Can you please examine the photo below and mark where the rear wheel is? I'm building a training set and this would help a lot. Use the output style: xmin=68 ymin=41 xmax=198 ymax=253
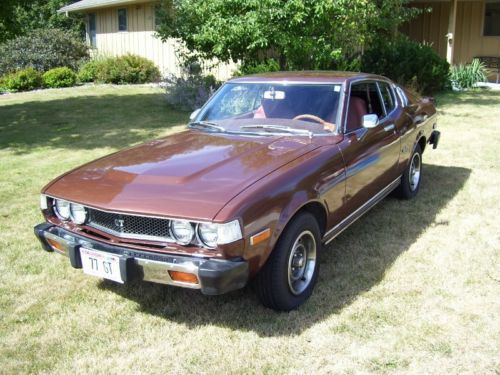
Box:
xmin=397 ymin=144 xmax=422 ymax=199
xmin=255 ymin=212 xmax=320 ymax=311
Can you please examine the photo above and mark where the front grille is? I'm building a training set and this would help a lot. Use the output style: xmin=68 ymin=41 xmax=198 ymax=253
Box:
xmin=87 ymin=208 xmax=172 ymax=242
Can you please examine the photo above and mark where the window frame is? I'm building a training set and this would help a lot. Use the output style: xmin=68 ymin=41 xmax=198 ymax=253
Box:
xmin=117 ymin=8 xmax=128 ymax=32
xmin=482 ymin=0 xmax=500 ymax=37
xmin=343 ymin=79 xmax=397 ymax=134
xmin=87 ymin=13 xmax=97 ymax=48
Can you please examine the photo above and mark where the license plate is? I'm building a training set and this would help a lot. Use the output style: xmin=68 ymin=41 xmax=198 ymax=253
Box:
xmin=80 ymin=248 xmax=124 ymax=283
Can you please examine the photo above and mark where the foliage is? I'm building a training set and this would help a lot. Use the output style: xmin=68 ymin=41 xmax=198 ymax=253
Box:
xmin=1 ymin=68 xmax=43 ymax=91
xmin=361 ymin=36 xmax=450 ymax=94
xmin=42 ymin=67 xmax=77 ymax=88
xmin=157 ymin=0 xmax=419 ymax=70
xmin=450 ymin=59 xmax=487 ymax=90
xmin=0 ymin=0 xmax=84 ymax=43
xmin=87 ymin=55 xmax=161 ymax=84
xmin=164 ymin=73 xmax=221 ymax=111
xmin=0 ymin=28 xmax=89 ymax=76
xmin=237 ymin=59 xmax=280 ymax=76
xmin=77 ymin=60 xmax=99 ymax=83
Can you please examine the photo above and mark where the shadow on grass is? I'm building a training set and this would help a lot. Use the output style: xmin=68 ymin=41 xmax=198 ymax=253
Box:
xmin=99 ymin=163 xmax=471 ymax=337
xmin=0 ymin=93 xmax=188 ymax=153
xmin=435 ymin=89 xmax=500 ymax=107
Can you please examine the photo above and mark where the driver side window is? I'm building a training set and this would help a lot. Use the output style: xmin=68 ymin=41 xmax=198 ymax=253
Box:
xmin=346 ymin=82 xmax=385 ymax=133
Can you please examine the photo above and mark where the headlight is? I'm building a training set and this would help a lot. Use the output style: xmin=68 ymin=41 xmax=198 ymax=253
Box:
xmin=70 ymin=203 xmax=87 ymax=224
xmin=216 ymin=220 xmax=243 ymax=245
xmin=40 ymin=194 xmax=48 ymax=210
xmin=198 ymin=223 xmax=218 ymax=248
xmin=54 ymin=199 xmax=70 ymax=220
xmin=170 ymin=220 xmax=195 ymax=245
xmin=198 ymin=220 xmax=242 ymax=247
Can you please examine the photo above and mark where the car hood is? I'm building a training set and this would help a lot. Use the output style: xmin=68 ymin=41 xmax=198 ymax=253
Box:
xmin=44 ymin=130 xmax=323 ymax=220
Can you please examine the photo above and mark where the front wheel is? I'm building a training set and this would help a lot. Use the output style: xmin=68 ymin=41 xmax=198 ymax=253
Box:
xmin=254 ymin=212 xmax=320 ymax=311
xmin=397 ymin=144 xmax=422 ymax=199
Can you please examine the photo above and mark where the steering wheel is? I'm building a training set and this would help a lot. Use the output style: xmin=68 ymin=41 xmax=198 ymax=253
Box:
xmin=293 ymin=114 xmax=336 ymax=132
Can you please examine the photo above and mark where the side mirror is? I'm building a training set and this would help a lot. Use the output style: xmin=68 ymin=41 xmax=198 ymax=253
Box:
xmin=189 ymin=108 xmax=201 ymax=121
xmin=362 ymin=114 xmax=379 ymax=129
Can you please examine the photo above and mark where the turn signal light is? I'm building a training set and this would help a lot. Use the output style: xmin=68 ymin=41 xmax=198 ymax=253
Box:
xmin=46 ymin=238 xmax=66 ymax=254
xmin=168 ymin=271 xmax=199 ymax=284
xmin=250 ymin=228 xmax=271 ymax=246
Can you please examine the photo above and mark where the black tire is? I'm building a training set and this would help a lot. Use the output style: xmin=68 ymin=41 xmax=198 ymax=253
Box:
xmin=397 ymin=144 xmax=423 ymax=199
xmin=254 ymin=212 xmax=321 ymax=311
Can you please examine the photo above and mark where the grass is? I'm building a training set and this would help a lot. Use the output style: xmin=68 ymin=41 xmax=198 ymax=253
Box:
xmin=0 ymin=85 xmax=499 ymax=374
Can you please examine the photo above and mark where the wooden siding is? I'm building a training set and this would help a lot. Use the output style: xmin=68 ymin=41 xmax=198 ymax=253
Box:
xmin=89 ymin=3 xmax=236 ymax=80
xmin=401 ymin=0 xmax=500 ymax=63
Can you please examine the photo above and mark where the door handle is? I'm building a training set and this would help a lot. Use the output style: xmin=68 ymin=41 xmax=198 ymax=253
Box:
xmin=384 ymin=124 xmax=395 ymax=132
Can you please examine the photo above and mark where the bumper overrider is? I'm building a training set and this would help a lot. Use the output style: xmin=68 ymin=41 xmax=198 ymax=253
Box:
xmin=34 ymin=223 xmax=249 ymax=295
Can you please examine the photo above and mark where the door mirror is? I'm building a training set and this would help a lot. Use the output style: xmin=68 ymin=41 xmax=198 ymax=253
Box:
xmin=362 ymin=114 xmax=379 ymax=129
xmin=189 ymin=108 xmax=201 ymax=121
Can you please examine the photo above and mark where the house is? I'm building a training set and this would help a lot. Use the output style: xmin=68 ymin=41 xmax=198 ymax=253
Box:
xmin=401 ymin=0 xmax=500 ymax=80
xmin=58 ymin=0 xmax=236 ymax=80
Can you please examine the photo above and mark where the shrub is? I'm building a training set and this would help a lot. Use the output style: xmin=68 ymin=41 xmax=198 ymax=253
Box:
xmin=164 ymin=73 xmax=221 ymax=111
xmin=450 ymin=59 xmax=487 ymax=90
xmin=85 ymin=54 xmax=161 ymax=84
xmin=361 ymin=36 xmax=450 ymax=94
xmin=238 ymin=59 xmax=280 ymax=76
xmin=2 ymin=68 xmax=43 ymax=91
xmin=0 ymin=28 xmax=89 ymax=76
xmin=78 ymin=60 xmax=99 ymax=82
xmin=42 ymin=67 xmax=77 ymax=88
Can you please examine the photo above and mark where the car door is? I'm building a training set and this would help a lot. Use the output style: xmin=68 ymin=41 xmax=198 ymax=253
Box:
xmin=336 ymin=80 xmax=401 ymax=214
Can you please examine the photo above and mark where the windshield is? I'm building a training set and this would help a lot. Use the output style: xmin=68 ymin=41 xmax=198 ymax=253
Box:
xmin=193 ymin=82 xmax=342 ymax=136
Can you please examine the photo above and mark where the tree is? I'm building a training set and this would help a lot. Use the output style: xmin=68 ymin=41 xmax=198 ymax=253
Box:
xmin=156 ymin=0 xmax=419 ymax=71
xmin=0 ymin=0 xmax=84 ymax=43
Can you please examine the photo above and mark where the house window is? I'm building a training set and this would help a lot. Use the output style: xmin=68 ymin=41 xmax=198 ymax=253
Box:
xmin=484 ymin=1 xmax=500 ymax=36
xmin=118 ymin=8 xmax=127 ymax=31
xmin=88 ymin=13 xmax=96 ymax=48
xmin=154 ymin=4 xmax=161 ymax=29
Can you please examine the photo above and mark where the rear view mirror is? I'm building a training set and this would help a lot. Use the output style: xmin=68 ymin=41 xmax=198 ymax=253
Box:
xmin=362 ymin=114 xmax=379 ymax=129
xmin=190 ymin=108 xmax=201 ymax=121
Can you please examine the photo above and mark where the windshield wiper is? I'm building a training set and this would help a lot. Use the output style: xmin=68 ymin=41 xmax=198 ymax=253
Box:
xmin=188 ymin=121 xmax=225 ymax=133
xmin=240 ymin=124 xmax=313 ymax=138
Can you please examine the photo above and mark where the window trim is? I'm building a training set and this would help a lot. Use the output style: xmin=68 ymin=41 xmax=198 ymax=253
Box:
xmin=343 ymin=79 xmax=398 ymax=135
xmin=117 ymin=8 xmax=128 ymax=32
xmin=87 ymin=13 xmax=97 ymax=49
xmin=482 ymin=0 xmax=500 ymax=37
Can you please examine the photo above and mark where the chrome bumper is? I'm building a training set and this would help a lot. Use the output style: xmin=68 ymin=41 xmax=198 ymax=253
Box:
xmin=34 ymin=223 xmax=248 ymax=295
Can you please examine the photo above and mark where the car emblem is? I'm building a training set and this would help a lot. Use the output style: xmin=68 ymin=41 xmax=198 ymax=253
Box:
xmin=114 ymin=218 xmax=125 ymax=230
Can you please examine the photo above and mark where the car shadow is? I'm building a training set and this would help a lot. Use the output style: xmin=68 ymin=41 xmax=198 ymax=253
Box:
xmin=98 ymin=163 xmax=471 ymax=337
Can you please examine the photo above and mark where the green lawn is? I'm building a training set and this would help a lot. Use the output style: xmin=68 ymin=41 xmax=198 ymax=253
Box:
xmin=0 ymin=85 xmax=499 ymax=374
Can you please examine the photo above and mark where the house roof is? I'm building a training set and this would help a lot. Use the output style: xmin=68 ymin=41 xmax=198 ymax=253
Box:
xmin=58 ymin=0 xmax=153 ymax=14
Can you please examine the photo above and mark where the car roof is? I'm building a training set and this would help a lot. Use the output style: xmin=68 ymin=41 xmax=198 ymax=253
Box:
xmin=229 ymin=71 xmax=388 ymax=84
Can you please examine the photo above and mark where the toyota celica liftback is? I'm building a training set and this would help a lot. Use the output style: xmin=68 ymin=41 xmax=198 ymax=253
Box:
xmin=35 ymin=71 xmax=440 ymax=311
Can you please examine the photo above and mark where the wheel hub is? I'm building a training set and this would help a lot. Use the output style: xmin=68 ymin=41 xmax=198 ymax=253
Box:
xmin=287 ymin=231 xmax=317 ymax=295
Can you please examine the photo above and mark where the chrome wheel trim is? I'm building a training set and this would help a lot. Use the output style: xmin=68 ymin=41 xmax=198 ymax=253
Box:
xmin=287 ymin=230 xmax=317 ymax=296
xmin=409 ymin=152 xmax=421 ymax=191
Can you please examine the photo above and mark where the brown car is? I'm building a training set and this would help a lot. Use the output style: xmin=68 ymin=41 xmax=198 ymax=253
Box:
xmin=34 ymin=71 xmax=440 ymax=311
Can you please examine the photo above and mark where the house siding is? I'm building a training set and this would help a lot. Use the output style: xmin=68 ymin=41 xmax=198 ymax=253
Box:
xmin=401 ymin=0 xmax=500 ymax=64
xmin=88 ymin=3 xmax=236 ymax=80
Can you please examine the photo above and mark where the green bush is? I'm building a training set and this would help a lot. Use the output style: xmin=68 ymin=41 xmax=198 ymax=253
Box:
xmin=78 ymin=60 xmax=99 ymax=82
xmin=0 ymin=28 xmax=89 ymax=76
xmin=81 ymin=54 xmax=161 ymax=84
xmin=361 ymin=36 xmax=450 ymax=94
xmin=450 ymin=59 xmax=487 ymax=90
xmin=2 ymin=68 xmax=43 ymax=91
xmin=42 ymin=67 xmax=77 ymax=88
xmin=238 ymin=59 xmax=280 ymax=76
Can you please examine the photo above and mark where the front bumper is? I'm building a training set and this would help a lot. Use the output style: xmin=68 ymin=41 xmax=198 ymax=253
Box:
xmin=34 ymin=223 xmax=248 ymax=295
